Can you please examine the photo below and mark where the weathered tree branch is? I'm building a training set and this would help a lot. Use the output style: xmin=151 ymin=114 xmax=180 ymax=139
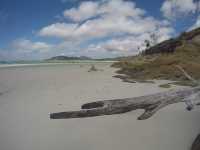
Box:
xmin=191 ymin=134 xmax=200 ymax=150
xmin=50 ymin=86 xmax=200 ymax=120
xmin=175 ymin=65 xmax=197 ymax=83
xmin=50 ymin=66 xmax=200 ymax=120
xmin=175 ymin=65 xmax=199 ymax=110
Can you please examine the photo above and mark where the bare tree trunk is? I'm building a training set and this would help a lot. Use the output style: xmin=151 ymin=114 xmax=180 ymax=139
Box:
xmin=50 ymin=65 xmax=200 ymax=120
xmin=175 ymin=65 xmax=197 ymax=83
xmin=191 ymin=134 xmax=200 ymax=150
xmin=50 ymin=66 xmax=200 ymax=149
xmin=50 ymin=86 xmax=200 ymax=120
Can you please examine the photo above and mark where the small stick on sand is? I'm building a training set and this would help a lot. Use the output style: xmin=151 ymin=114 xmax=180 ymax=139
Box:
xmin=88 ymin=65 xmax=98 ymax=72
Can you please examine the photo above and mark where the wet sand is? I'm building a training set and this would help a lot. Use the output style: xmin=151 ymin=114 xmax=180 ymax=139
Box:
xmin=0 ymin=63 xmax=199 ymax=150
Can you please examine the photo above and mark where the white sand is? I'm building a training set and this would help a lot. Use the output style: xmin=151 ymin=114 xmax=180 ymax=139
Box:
xmin=0 ymin=63 xmax=199 ymax=150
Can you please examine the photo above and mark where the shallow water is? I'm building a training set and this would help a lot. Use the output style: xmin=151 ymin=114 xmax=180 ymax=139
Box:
xmin=0 ymin=63 xmax=199 ymax=150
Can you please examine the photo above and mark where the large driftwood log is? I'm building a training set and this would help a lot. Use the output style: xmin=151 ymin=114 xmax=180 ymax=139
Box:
xmin=50 ymin=86 xmax=200 ymax=120
xmin=191 ymin=134 xmax=200 ymax=150
xmin=50 ymin=64 xmax=200 ymax=150
xmin=50 ymin=65 xmax=200 ymax=120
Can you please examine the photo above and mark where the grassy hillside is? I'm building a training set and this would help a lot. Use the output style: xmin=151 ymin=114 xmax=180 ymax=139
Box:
xmin=112 ymin=27 xmax=200 ymax=86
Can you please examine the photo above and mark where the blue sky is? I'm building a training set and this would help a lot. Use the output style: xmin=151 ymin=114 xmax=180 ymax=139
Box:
xmin=0 ymin=0 xmax=199 ymax=60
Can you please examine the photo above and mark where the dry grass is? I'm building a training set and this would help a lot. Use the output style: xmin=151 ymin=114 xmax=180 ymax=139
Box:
xmin=112 ymin=39 xmax=200 ymax=85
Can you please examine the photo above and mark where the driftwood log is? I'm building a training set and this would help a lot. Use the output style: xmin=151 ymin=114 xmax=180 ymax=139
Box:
xmin=88 ymin=65 xmax=98 ymax=72
xmin=50 ymin=86 xmax=200 ymax=120
xmin=50 ymin=65 xmax=200 ymax=120
xmin=50 ymin=65 xmax=200 ymax=149
xmin=191 ymin=134 xmax=200 ymax=150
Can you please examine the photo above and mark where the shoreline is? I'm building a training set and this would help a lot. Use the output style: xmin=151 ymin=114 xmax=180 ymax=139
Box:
xmin=0 ymin=61 xmax=116 ymax=68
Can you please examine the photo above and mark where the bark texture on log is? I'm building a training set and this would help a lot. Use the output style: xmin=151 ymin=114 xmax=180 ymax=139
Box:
xmin=191 ymin=134 xmax=200 ymax=150
xmin=50 ymin=86 xmax=200 ymax=120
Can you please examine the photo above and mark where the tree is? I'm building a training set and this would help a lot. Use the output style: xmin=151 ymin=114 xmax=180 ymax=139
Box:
xmin=150 ymin=33 xmax=159 ymax=46
xmin=144 ymin=33 xmax=159 ymax=50
xmin=144 ymin=39 xmax=151 ymax=49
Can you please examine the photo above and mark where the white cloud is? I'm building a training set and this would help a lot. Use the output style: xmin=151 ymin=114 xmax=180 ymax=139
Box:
xmin=36 ymin=0 xmax=175 ymax=57
xmin=40 ymin=0 xmax=147 ymax=39
xmin=63 ymin=0 xmax=145 ymax=22
xmin=4 ymin=38 xmax=84 ymax=60
xmin=39 ymin=23 xmax=78 ymax=39
xmin=63 ymin=1 xmax=99 ymax=22
xmin=39 ymin=0 xmax=173 ymax=41
xmin=161 ymin=0 xmax=197 ymax=19
xmin=0 ymin=49 xmax=10 ymax=61
xmin=86 ymin=29 xmax=173 ymax=56
xmin=87 ymin=37 xmax=141 ymax=55
xmin=12 ymin=39 xmax=53 ymax=53
xmin=189 ymin=15 xmax=200 ymax=30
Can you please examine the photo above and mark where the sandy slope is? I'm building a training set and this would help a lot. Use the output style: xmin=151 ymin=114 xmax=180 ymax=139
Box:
xmin=0 ymin=63 xmax=199 ymax=150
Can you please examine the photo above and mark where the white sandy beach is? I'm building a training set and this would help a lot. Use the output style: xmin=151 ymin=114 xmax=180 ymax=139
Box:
xmin=0 ymin=63 xmax=199 ymax=150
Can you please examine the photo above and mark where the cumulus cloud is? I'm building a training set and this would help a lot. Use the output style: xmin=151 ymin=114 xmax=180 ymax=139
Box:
xmin=63 ymin=1 xmax=99 ymax=22
xmin=39 ymin=0 xmax=149 ymax=40
xmin=189 ymin=15 xmax=200 ymax=30
xmin=38 ymin=23 xmax=78 ymax=39
xmin=5 ymin=37 xmax=85 ymax=60
xmin=161 ymin=0 xmax=197 ymax=19
xmin=86 ymin=28 xmax=173 ymax=56
xmin=0 ymin=49 xmax=10 ymax=60
xmin=39 ymin=0 xmax=173 ymax=49
xmin=31 ymin=0 xmax=177 ymax=58
xmin=11 ymin=39 xmax=53 ymax=53
xmin=63 ymin=0 xmax=145 ymax=22
xmin=86 ymin=36 xmax=142 ymax=56
xmin=3 ymin=0 xmax=199 ymax=60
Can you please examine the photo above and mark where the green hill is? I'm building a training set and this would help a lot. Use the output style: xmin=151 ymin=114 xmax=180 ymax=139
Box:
xmin=47 ymin=56 xmax=92 ymax=61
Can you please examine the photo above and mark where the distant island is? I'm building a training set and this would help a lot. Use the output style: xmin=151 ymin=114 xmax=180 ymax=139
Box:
xmin=46 ymin=55 xmax=120 ymax=62
xmin=47 ymin=56 xmax=92 ymax=61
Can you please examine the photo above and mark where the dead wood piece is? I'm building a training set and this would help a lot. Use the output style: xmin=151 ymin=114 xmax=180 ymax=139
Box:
xmin=175 ymin=65 xmax=197 ymax=83
xmin=191 ymin=134 xmax=200 ymax=150
xmin=50 ymin=86 xmax=200 ymax=120
xmin=88 ymin=65 xmax=98 ymax=72
xmin=50 ymin=64 xmax=200 ymax=120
